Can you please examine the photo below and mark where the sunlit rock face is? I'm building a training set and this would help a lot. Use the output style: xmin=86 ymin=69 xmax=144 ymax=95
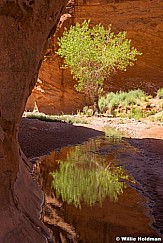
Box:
xmin=26 ymin=59 xmax=90 ymax=115
xmin=0 ymin=1 xmax=68 ymax=242
xmin=26 ymin=0 xmax=163 ymax=114
xmin=26 ymin=8 xmax=91 ymax=115
xmin=76 ymin=0 xmax=163 ymax=94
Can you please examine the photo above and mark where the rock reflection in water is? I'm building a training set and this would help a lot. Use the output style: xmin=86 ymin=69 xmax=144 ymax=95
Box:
xmin=51 ymin=139 xmax=130 ymax=208
xmin=36 ymin=136 xmax=158 ymax=243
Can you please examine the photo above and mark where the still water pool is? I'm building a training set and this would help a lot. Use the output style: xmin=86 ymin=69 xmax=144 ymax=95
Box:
xmin=35 ymin=134 xmax=158 ymax=243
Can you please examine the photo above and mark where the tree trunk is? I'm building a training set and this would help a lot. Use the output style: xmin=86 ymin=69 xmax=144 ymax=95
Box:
xmin=92 ymin=84 xmax=101 ymax=114
xmin=0 ymin=1 xmax=68 ymax=242
xmin=93 ymin=95 xmax=100 ymax=114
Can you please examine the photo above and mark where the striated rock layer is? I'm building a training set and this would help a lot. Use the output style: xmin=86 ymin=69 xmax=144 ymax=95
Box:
xmin=26 ymin=0 xmax=163 ymax=114
xmin=0 ymin=1 xmax=68 ymax=242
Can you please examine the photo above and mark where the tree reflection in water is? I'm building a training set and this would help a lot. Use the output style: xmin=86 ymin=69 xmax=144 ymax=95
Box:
xmin=51 ymin=138 xmax=131 ymax=208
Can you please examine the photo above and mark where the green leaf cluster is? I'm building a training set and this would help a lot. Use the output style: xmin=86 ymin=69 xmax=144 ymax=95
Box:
xmin=56 ymin=20 xmax=142 ymax=97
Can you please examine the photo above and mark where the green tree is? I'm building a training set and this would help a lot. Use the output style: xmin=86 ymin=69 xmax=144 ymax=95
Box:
xmin=56 ymin=20 xmax=142 ymax=112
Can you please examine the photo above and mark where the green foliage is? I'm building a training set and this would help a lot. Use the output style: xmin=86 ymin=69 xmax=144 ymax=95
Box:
xmin=24 ymin=113 xmax=89 ymax=124
xmin=98 ymin=88 xmax=163 ymax=121
xmin=157 ymin=88 xmax=163 ymax=99
xmin=149 ymin=111 xmax=163 ymax=122
xmin=98 ymin=89 xmax=149 ymax=120
xmin=128 ymin=107 xmax=144 ymax=120
xmin=113 ymin=89 xmax=146 ymax=109
xmin=60 ymin=115 xmax=89 ymax=124
xmin=98 ymin=96 xmax=108 ymax=112
xmin=104 ymin=127 xmax=124 ymax=143
xmin=99 ymin=89 xmax=146 ymax=113
xmin=57 ymin=20 xmax=142 ymax=109
xmin=24 ymin=113 xmax=65 ymax=123
xmin=127 ymin=89 xmax=147 ymax=100
xmin=82 ymin=106 xmax=94 ymax=116
xmin=51 ymin=139 xmax=130 ymax=208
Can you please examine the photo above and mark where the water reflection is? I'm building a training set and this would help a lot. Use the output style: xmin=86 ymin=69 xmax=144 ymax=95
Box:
xmin=36 ymin=133 xmax=158 ymax=242
xmin=51 ymin=139 xmax=131 ymax=208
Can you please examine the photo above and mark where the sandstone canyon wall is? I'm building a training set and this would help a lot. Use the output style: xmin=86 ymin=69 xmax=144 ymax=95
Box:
xmin=0 ymin=1 xmax=68 ymax=242
xmin=26 ymin=0 xmax=163 ymax=114
xmin=76 ymin=0 xmax=163 ymax=93
xmin=26 ymin=3 xmax=91 ymax=115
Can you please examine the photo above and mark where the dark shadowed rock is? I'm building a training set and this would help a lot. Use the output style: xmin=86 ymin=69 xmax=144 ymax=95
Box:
xmin=0 ymin=1 xmax=68 ymax=242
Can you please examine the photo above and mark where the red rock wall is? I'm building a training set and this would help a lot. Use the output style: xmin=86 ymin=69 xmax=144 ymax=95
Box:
xmin=26 ymin=9 xmax=90 ymax=115
xmin=26 ymin=0 xmax=163 ymax=114
xmin=26 ymin=58 xmax=90 ymax=114
xmin=76 ymin=0 xmax=163 ymax=93
xmin=0 ymin=1 xmax=68 ymax=242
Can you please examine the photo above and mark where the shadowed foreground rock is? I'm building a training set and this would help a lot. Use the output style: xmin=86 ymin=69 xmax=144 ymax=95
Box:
xmin=0 ymin=1 xmax=68 ymax=242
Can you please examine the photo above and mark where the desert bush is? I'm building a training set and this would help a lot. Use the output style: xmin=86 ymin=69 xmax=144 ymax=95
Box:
xmin=24 ymin=113 xmax=63 ymax=122
xmin=149 ymin=112 xmax=163 ymax=122
xmin=157 ymin=88 xmax=163 ymax=99
xmin=109 ymin=92 xmax=127 ymax=110
xmin=82 ymin=106 xmax=94 ymax=116
xmin=24 ymin=113 xmax=89 ymax=124
xmin=128 ymin=107 xmax=144 ymax=120
xmin=127 ymin=89 xmax=146 ymax=99
xmin=98 ymin=89 xmax=147 ymax=114
xmin=104 ymin=126 xmax=124 ymax=142
xmin=60 ymin=115 xmax=89 ymax=124
xmin=98 ymin=96 xmax=108 ymax=113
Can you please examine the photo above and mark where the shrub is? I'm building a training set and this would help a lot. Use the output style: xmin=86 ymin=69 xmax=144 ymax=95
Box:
xmin=24 ymin=113 xmax=89 ymax=124
xmin=25 ymin=113 xmax=63 ymax=122
xmin=109 ymin=92 xmax=126 ymax=110
xmin=82 ymin=106 xmax=94 ymax=116
xmin=149 ymin=112 xmax=163 ymax=122
xmin=98 ymin=89 xmax=147 ymax=114
xmin=128 ymin=107 xmax=144 ymax=120
xmin=157 ymin=88 xmax=163 ymax=99
xmin=104 ymin=126 xmax=124 ymax=142
xmin=127 ymin=89 xmax=146 ymax=99
xmin=98 ymin=96 xmax=108 ymax=112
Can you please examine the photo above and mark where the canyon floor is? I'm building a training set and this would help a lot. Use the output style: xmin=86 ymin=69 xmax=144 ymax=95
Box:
xmin=19 ymin=117 xmax=163 ymax=240
xmin=19 ymin=117 xmax=163 ymax=160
